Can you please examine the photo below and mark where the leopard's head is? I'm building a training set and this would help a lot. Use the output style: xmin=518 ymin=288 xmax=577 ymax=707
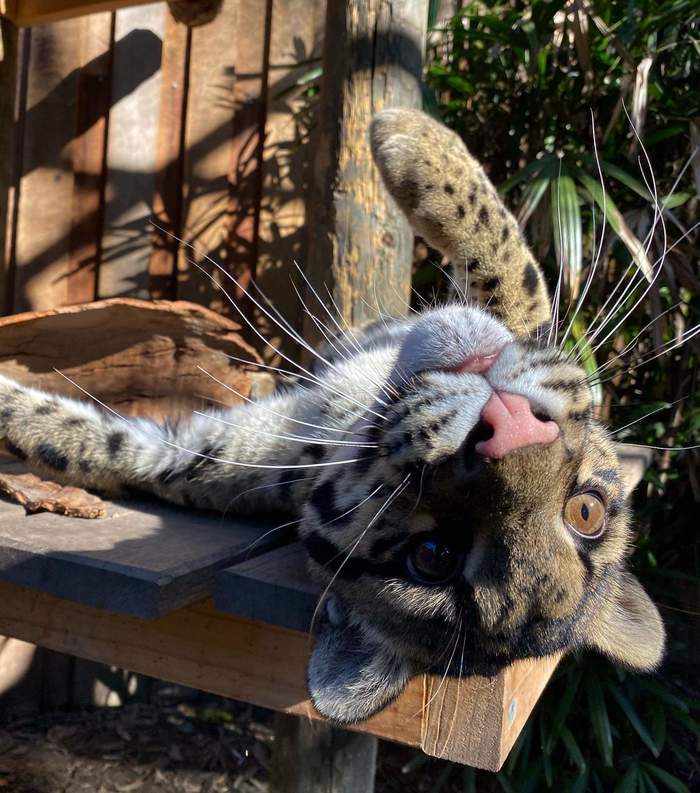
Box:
xmin=301 ymin=110 xmax=664 ymax=724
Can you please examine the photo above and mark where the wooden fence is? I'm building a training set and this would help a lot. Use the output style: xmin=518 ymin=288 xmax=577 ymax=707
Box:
xmin=1 ymin=0 xmax=325 ymax=346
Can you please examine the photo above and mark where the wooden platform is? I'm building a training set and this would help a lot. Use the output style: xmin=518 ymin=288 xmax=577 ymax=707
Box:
xmin=0 ymin=446 xmax=651 ymax=771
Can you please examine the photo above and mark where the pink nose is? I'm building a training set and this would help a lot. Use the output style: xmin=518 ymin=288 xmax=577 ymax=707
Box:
xmin=476 ymin=392 xmax=559 ymax=459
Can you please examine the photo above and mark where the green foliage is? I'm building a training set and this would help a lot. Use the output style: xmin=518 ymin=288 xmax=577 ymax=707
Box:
xmin=412 ymin=1 xmax=700 ymax=791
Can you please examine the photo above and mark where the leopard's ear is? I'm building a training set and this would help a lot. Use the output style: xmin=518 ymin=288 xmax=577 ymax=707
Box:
xmin=585 ymin=573 xmax=665 ymax=671
xmin=370 ymin=108 xmax=551 ymax=336
xmin=307 ymin=600 xmax=412 ymax=724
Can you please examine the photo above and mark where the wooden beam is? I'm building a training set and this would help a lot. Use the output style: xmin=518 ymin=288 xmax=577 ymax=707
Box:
xmin=304 ymin=0 xmax=428 ymax=341
xmin=1 ymin=0 xmax=154 ymax=26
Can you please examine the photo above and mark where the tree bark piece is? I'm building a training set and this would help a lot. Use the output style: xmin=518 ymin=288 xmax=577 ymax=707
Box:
xmin=0 ymin=296 xmax=263 ymax=420
xmin=305 ymin=0 xmax=428 ymax=339
xmin=0 ymin=471 xmax=106 ymax=518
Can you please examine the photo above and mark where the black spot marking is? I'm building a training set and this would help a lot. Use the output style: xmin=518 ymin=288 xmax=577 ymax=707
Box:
xmin=478 ymin=206 xmax=489 ymax=225
xmin=567 ymin=409 xmax=592 ymax=422
xmin=444 ymin=183 xmax=454 ymax=194
xmin=543 ymin=379 xmax=582 ymax=392
xmin=78 ymin=460 xmax=92 ymax=473
xmin=37 ymin=443 xmax=69 ymax=471
xmin=107 ymin=432 xmax=125 ymax=456
xmin=467 ymin=258 xmax=481 ymax=272
xmin=456 ymin=204 xmax=465 ymax=218
xmin=523 ymin=263 xmax=539 ymax=297
xmin=309 ymin=479 xmax=336 ymax=521
xmin=158 ymin=466 xmax=186 ymax=485
xmin=484 ymin=276 xmax=500 ymax=291
xmin=501 ymin=226 xmax=510 ymax=243
xmin=424 ymin=183 xmax=433 ymax=191
xmin=593 ymin=468 xmax=619 ymax=483
xmin=66 ymin=417 xmax=87 ymax=427
xmin=0 ymin=408 xmax=14 ymax=421
xmin=6 ymin=440 xmax=26 ymax=460
xmin=468 ymin=189 xmax=477 ymax=206
xmin=35 ymin=403 xmax=58 ymax=416
xmin=302 ymin=443 xmax=325 ymax=461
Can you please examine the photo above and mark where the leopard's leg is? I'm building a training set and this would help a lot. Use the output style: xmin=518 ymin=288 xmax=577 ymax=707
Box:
xmin=0 ymin=375 xmax=320 ymax=516
xmin=371 ymin=109 xmax=551 ymax=336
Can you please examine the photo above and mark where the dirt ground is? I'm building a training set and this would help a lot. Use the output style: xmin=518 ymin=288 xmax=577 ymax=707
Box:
xmin=0 ymin=692 xmax=469 ymax=793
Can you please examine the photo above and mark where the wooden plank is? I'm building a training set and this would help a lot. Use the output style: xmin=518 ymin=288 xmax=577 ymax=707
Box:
xmin=98 ymin=2 xmax=165 ymax=299
xmin=304 ymin=0 xmax=428 ymax=342
xmin=66 ymin=10 xmax=113 ymax=304
xmin=175 ymin=0 xmax=242 ymax=311
xmin=0 ymin=491 xmax=288 ymax=617
xmin=12 ymin=18 xmax=82 ymax=311
xmin=420 ymin=654 xmax=561 ymax=771
xmin=0 ymin=580 xmax=426 ymax=747
xmin=2 ymin=0 xmax=153 ymax=26
xmin=0 ymin=18 xmax=25 ymax=316
xmin=148 ymin=10 xmax=188 ymax=300
xmin=215 ymin=543 xmax=317 ymax=633
xmin=254 ymin=0 xmax=326 ymax=361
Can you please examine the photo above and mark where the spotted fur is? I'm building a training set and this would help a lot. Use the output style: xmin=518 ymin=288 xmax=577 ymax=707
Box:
xmin=0 ymin=109 xmax=664 ymax=724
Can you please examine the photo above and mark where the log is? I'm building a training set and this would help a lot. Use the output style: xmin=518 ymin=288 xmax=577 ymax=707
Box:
xmin=0 ymin=297 xmax=266 ymax=420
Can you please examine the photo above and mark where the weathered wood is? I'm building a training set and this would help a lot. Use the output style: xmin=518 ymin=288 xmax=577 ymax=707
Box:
xmin=0 ymin=297 xmax=261 ymax=419
xmin=1 ymin=0 xmax=153 ymax=26
xmin=0 ymin=483 xmax=285 ymax=618
xmin=175 ymin=0 xmax=242 ymax=311
xmin=215 ymin=542 xmax=317 ymax=632
xmin=67 ymin=10 xmax=113 ymax=305
xmin=98 ymin=2 xmax=165 ymax=299
xmin=148 ymin=9 xmax=188 ymax=300
xmin=304 ymin=0 xmax=428 ymax=341
xmin=13 ymin=18 xmax=82 ymax=311
xmin=0 ymin=580 xmax=427 ymax=747
xmin=255 ymin=0 xmax=326 ymax=361
xmin=0 ymin=17 xmax=24 ymax=316
xmin=271 ymin=712 xmax=377 ymax=793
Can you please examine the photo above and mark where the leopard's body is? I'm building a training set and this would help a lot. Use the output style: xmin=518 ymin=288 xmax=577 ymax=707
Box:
xmin=0 ymin=110 xmax=664 ymax=723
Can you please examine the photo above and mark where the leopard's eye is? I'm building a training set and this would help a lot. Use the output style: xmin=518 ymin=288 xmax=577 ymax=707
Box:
xmin=407 ymin=536 xmax=463 ymax=584
xmin=564 ymin=492 xmax=606 ymax=538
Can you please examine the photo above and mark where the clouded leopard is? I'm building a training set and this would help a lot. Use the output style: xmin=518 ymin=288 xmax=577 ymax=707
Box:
xmin=0 ymin=109 xmax=664 ymax=723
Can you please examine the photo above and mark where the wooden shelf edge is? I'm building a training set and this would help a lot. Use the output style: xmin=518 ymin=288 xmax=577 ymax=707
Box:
xmin=1 ymin=0 xmax=155 ymax=26
xmin=0 ymin=578 xmax=560 ymax=769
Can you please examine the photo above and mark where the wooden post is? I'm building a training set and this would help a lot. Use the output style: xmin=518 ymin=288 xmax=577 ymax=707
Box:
xmin=271 ymin=713 xmax=378 ymax=793
xmin=304 ymin=0 xmax=428 ymax=339
xmin=286 ymin=0 xmax=428 ymax=785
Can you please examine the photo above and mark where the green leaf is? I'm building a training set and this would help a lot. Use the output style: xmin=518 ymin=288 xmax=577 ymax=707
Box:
xmin=586 ymin=675 xmax=614 ymax=766
xmin=642 ymin=764 xmax=691 ymax=793
xmin=573 ymin=166 xmax=653 ymax=282
xmin=551 ymin=172 xmax=583 ymax=290
xmin=569 ymin=771 xmax=590 ymax=793
xmin=543 ymin=668 xmax=582 ymax=753
xmin=607 ymin=684 xmax=660 ymax=757
xmin=641 ymin=769 xmax=662 ymax=793
xmin=462 ymin=767 xmax=477 ymax=793
xmin=498 ymin=772 xmax=518 ymax=793
xmin=615 ymin=764 xmax=641 ymax=793
xmin=649 ymin=700 xmax=667 ymax=754
xmin=498 ymin=155 xmax=554 ymax=195
xmin=560 ymin=726 xmax=587 ymax=775
xmin=636 ymin=680 xmax=689 ymax=714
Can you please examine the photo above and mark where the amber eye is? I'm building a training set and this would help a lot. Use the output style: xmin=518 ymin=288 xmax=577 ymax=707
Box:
xmin=407 ymin=537 xmax=463 ymax=584
xmin=564 ymin=492 xmax=606 ymax=538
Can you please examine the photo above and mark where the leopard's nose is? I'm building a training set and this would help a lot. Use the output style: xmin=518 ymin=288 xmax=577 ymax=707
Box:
xmin=475 ymin=391 xmax=559 ymax=459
